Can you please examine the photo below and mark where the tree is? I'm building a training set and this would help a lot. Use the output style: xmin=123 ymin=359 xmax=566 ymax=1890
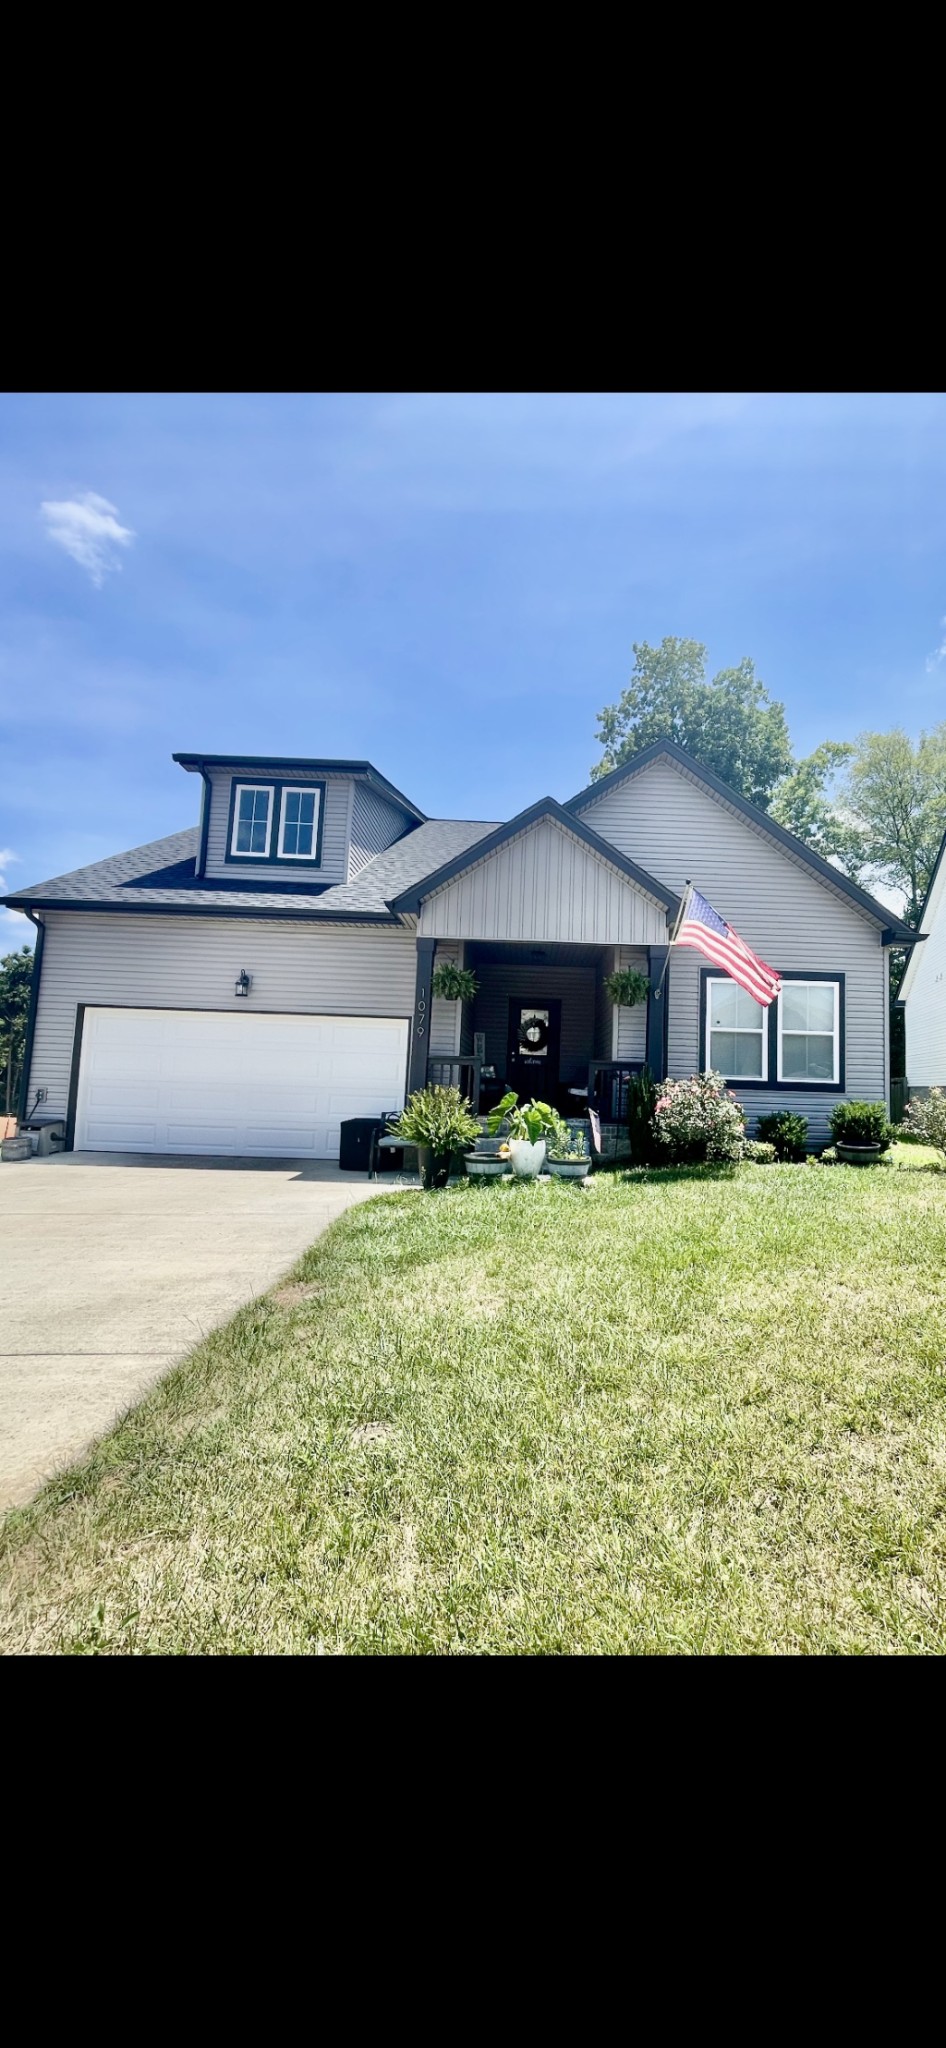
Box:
xmin=840 ymin=725 xmax=946 ymax=927
xmin=0 ymin=947 xmax=35 ymax=1117
xmin=591 ymin=637 xmax=793 ymax=808
xmin=769 ymin=741 xmax=867 ymax=875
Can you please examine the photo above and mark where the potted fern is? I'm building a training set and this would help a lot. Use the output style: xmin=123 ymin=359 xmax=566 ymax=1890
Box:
xmin=430 ymin=961 xmax=479 ymax=1003
xmin=387 ymin=1085 xmax=480 ymax=1189
xmin=604 ymin=966 xmax=650 ymax=1010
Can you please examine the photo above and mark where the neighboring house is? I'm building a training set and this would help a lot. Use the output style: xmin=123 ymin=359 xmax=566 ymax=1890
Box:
xmin=3 ymin=741 xmax=918 ymax=1157
xmin=899 ymin=824 xmax=946 ymax=1089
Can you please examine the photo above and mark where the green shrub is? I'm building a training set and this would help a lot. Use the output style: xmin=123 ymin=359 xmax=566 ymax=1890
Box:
xmin=627 ymin=1067 xmax=662 ymax=1165
xmin=901 ymin=1088 xmax=946 ymax=1155
xmin=829 ymin=1100 xmax=891 ymax=1151
xmin=389 ymin=1086 xmax=481 ymax=1158
xmin=757 ymin=1110 xmax=809 ymax=1161
xmin=653 ymin=1072 xmax=746 ymax=1164
xmin=743 ymin=1139 xmax=777 ymax=1163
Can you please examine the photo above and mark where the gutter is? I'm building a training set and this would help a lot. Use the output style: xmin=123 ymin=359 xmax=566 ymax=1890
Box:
xmin=16 ymin=912 xmax=45 ymax=1122
xmin=196 ymin=767 xmax=213 ymax=879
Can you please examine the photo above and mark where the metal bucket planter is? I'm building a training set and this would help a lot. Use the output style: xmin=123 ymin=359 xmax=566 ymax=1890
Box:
xmin=508 ymin=1138 xmax=546 ymax=1179
xmin=466 ymin=1155 xmax=508 ymax=1182
xmin=1 ymin=1136 xmax=32 ymax=1162
xmin=836 ymin=1143 xmax=883 ymax=1166
xmin=547 ymin=1157 xmax=591 ymax=1180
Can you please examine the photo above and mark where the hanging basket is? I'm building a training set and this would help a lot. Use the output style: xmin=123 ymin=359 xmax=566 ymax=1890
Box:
xmin=431 ymin=962 xmax=479 ymax=1002
xmin=603 ymin=968 xmax=650 ymax=1008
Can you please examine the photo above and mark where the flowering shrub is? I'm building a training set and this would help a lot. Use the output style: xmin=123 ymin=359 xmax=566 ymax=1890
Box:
xmin=652 ymin=1071 xmax=746 ymax=1164
xmin=901 ymin=1087 xmax=946 ymax=1155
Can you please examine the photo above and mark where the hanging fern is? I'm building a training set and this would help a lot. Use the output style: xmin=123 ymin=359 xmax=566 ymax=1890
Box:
xmin=431 ymin=961 xmax=480 ymax=1002
xmin=604 ymin=967 xmax=650 ymax=1009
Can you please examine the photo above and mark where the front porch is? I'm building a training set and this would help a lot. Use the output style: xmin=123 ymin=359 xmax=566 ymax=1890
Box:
xmin=419 ymin=939 xmax=670 ymax=1123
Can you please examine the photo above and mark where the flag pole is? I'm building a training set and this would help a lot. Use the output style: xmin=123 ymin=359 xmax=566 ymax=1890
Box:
xmin=654 ymin=880 xmax=692 ymax=1001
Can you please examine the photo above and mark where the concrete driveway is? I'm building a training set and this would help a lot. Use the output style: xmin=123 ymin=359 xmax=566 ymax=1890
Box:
xmin=0 ymin=1151 xmax=407 ymax=1510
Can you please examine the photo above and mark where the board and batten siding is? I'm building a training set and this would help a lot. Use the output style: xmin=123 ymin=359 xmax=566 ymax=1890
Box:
xmin=348 ymin=784 xmax=413 ymax=879
xmin=418 ymin=818 xmax=668 ymax=945
xmin=203 ymin=769 xmax=355 ymax=883
xmin=26 ymin=912 xmax=417 ymax=1121
xmin=577 ymin=756 xmax=889 ymax=1142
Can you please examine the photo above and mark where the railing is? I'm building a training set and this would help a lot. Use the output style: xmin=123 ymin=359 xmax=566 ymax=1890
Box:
xmin=587 ymin=1060 xmax=644 ymax=1123
xmin=427 ymin=1057 xmax=483 ymax=1111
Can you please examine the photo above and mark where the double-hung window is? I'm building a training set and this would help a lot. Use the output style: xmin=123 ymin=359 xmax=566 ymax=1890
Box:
xmin=278 ymin=786 xmax=320 ymax=860
xmin=231 ymin=784 xmax=273 ymax=857
xmin=777 ymin=980 xmax=840 ymax=1082
xmin=706 ymin=978 xmax=767 ymax=1079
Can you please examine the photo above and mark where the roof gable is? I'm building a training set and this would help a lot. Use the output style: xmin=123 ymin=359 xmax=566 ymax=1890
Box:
xmin=567 ymin=739 xmax=918 ymax=944
xmin=387 ymin=796 xmax=679 ymax=918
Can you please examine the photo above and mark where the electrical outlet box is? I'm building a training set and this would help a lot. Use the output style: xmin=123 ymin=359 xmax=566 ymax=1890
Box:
xmin=36 ymin=1087 xmax=48 ymax=1102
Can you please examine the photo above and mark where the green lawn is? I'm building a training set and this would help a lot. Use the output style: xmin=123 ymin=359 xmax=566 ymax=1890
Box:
xmin=3 ymin=1163 xmax=946 ymax=1655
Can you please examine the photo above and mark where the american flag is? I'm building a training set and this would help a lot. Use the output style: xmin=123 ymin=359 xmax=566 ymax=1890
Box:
xmin=673 ymin=885 xmax=782 ymax=1007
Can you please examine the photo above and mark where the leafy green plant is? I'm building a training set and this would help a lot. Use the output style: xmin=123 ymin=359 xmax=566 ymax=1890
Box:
xmin=743 ymin=1139 xmax=777 ymax=1163
xmin=486 ymin=1091 xmax=561 ymax=1145
xmin=828 ymin=1100 xmax=891 ymax=1150
xmin=431 ymin=961 xmax=479 ymax=1003
xmin=757 ymin=1110 xmax=809 ymax=1162
xmin=626 ymin=1066 xmax=662 ymax=1165
xmin=389 ymin=1086 xmax=481 ymax=1158
xmin=901 ymin=1088 xmax=946 ymax=1155
xmin=604 ymin=967 xmax=650 ymax=1008
xmin=548 ymin=1127 xmax=588 ymax=1163
xmin=653 ymin=1072 xmax=746 ymax=1164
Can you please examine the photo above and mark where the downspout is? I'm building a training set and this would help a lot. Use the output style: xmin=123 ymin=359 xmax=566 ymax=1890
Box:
xmin=196 ymin=766 xmax=213 ymax=879
xmin=16 ymin=912 xmax=45 ymax=1122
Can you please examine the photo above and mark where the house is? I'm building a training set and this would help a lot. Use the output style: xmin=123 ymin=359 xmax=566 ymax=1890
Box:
xmin=3 ymin=742 xmax=917 ymax=1158
xmin=899 ymin=824 xmax=946 ymax=1091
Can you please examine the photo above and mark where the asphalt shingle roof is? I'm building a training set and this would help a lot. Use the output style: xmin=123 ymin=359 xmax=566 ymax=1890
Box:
xmin=3 ymin=820 xmax=500 ymax=919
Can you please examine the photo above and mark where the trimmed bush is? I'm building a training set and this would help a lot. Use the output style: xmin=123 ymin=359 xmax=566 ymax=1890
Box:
xmin=829 ymin=1100 xmax=891 ymax=1151
xmin=901 ymin=1088 xmax=946 ymax=1155
xmin=757 ymin=1110 xmax=809 ymax=1161
xmin=743 ymin=1139 xmax=777 ymax=1163
xmin=653 ymin=1072 xmax=746 ymax=1165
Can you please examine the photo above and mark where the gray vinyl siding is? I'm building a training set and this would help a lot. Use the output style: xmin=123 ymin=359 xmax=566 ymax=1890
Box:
xmin=578 ymin=756 xmax=888 ymax=1142
xmin=469 ymin=963 xmax=598 ymax=1087
xmin=903 ymin=874 xmax=946 ymax=1086
xmin=26 ymin=912 xmax=417 ymax=1119
xmin=348 ymin=784 xmax=413 ymax=879
xmin=203 ymin=768 xmax=354 ymax=882
xmin=418 ymin=818 xmax=668 ymax=945
xmin=612 ymin=946 xmax=650 ymax=1061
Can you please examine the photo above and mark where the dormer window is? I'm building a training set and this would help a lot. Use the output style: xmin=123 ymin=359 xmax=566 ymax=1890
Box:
xmin=278 ymin=787 xmax=320 ymax=860
xmin=231 ymin=785 xmax=273 ymax=857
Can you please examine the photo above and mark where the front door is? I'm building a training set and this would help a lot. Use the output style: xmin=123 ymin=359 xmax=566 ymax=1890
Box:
xmin=506 ymin=997 xmax=562 ymax=1101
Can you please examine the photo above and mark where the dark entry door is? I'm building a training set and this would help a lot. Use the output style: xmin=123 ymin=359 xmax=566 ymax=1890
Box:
xmin=506 ymin=998 xmax=562 ymax=1100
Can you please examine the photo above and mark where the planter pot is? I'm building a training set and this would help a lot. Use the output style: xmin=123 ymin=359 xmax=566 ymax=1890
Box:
xmin=1 ymin=1136 xmax=32 ymax=1162
xmin=465 ymin=1155 xmax=507 ymax=1181
xmin=508 ymin=1138 xmax=546 ymax=1179
xmin=547 ymin=1158 xmax=591 ymax=1180
xmin=416 ymin=1146 xmax=452 ymax=1190
xmin=836 ymin=1142 xmax=883 ymax=1166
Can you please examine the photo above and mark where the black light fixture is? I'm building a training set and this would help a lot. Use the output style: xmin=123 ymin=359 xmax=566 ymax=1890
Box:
xmin=235 ymin=969 xmax=251 ymax=998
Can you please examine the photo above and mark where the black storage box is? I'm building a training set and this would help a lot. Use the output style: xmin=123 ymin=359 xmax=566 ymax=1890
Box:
xmin=339 ymin=1117 xmax=403 ymax=1172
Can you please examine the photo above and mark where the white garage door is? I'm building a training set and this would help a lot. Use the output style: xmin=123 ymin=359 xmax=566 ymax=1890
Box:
xmin=74 ymin=1007 xmax=410 ymax=1157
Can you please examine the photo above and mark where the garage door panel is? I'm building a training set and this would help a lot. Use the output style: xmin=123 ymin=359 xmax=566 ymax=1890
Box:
xmin=74 ymin=1009 xmax=409 ymax=1158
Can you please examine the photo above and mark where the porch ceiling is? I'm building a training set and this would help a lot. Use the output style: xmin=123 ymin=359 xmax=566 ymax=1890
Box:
xmin=464 ymin=940 xmax=612 ymax=968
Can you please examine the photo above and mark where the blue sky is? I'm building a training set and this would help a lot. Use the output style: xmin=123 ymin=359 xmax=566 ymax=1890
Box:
xmin=2 ymin=390 xmax=946 ymax=944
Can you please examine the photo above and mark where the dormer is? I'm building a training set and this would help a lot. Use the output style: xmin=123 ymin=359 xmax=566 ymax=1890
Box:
xmin=173 ymin=755 xmax=425 ymax=887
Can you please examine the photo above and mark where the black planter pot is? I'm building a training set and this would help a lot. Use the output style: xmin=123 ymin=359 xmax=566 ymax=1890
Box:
xmin=836 ymin=1142 xmax=882 ymax=1166
xmin=417 ymin=1146 xmax=452 ymax=1190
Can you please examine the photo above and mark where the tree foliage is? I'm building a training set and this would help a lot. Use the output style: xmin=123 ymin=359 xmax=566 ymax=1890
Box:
xmin=0 ymin=947 xmax=34 ymax=1116
xmin=839 ymin=725 xmax=946 ymax=926
xmin=592 ymin=637 xmax=793 ymax=808
xmin=769 ymin=742 xmax=866 ymax=874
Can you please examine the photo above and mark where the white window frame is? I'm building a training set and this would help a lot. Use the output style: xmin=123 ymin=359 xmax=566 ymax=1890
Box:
xmin=230 ymin=783 xmax=273 ymax=858
xmin=777 ymin=979 xmax=840 ymax=1084
xmin=277 ymin=784 xmax=321 ymax=862
xmin=705 ymin=976 xmax=768 ymax=1081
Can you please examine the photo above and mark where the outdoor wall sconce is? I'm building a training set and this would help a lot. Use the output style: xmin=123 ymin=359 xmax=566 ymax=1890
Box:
xmin=235 ymin=969 xmax=252 ymax=998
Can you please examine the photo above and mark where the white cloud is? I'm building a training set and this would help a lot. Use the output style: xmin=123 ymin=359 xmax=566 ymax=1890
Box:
xmin=0 ymin=849 xmax=19 ymax=894
xmin=0 ymin=907 xmax=32 ymax=942
xmin=926 ymin=617 xmax=946 ymax=671
xmin=40 ymin=491 xmax=134 ymax=586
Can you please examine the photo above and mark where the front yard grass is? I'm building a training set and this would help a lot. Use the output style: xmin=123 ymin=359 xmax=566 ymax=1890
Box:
xmin=3 ymin=1164 xmax=946 ymax=1655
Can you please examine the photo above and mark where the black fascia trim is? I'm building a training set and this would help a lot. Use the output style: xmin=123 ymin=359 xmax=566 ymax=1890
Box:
xmin=16 ymin=912 xmax=45 ymax=1120
xmin=224 ymin=777 xmax=327 ymax=871
xmin=566 ymin=739 xmax=918 ymax=944
xmin=196 ymin=768 xmax=212 ymax=879
xmin=173 ymin=754 xmax=427 ymax=824
xmin=386 ymin=797 xmax=681 ymax=916
xmin=2 ymin=898 xmax=399 ymax=924
xmin=126 ymin=863 xmax=331 ymax=897
xmin=884 ymin=927 xmax=925 ymax=949
xmin=698 ymin=967 xmax=847 ymax=1093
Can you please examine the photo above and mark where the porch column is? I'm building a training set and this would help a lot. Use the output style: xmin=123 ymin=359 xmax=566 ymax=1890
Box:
xmin=646 ymin=947 xmax=669 ymax=1079
xmin=407 ymin=938 xmax=436 ymax=1097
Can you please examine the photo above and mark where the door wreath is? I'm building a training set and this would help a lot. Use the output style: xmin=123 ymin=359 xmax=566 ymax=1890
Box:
xmin=518 ymin=1013 xmax=549 ymax=1052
